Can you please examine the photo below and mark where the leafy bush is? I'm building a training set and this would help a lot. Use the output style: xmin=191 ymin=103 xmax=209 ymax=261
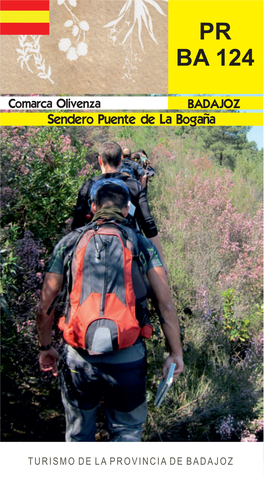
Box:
xmin=1 ymin=126 xmax=96 ymax=248
xmin=150 ymin=158 xmax=262 ymax=321
xmin=0 ymin=126 xmax=97 ymax=379
xmin=1 ymin=227 xmax=46 ymax=376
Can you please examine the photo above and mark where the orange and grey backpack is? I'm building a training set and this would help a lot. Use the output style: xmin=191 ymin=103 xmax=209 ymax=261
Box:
xmin=51 ymin=220 xmax=153 ymax=354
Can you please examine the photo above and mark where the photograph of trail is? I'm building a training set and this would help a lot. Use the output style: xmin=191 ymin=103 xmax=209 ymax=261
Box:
xmin=1 ymin=124 xmax=263 ymax=442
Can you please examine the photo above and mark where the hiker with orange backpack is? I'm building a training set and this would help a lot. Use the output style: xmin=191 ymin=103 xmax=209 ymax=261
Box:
xmin=37 ymin=181 xmax=184 ymax=442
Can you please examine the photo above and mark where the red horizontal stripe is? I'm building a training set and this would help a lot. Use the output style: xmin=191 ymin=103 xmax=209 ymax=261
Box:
xmin=0 ymin=1 xmax=49 ymax=11
xmin=0 ymin=22 xmax=49 ymax=34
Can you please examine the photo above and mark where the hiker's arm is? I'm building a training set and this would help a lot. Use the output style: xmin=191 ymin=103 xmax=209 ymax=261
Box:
xmin=141 ymin=175 xmax=147 ymax=189
xmin=37 ymin=272 xmax=63 ymax=376
xmin=135 ymin=186 xmax=169 ymax=276
xmin=149 ymin=235 xmax=169 ymax=278
xmin=135 ymin=184 xmax=158 ymax=238
xmin=146 ymin=267 xmax=184 ymax=380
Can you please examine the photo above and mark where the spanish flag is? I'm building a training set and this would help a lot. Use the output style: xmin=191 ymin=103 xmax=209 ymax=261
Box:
xmin=0 ymin=1 xmax=49 ymax=35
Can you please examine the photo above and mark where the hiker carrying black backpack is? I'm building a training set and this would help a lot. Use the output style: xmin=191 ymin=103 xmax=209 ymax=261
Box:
xmin=71 ymin=141 xmax=168 ymax=277
xmin=118 ymin=147 xmax=145 ymax=183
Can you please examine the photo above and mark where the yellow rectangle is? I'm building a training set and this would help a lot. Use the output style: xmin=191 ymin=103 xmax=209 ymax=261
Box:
xmin=169 ymin=0 xmax=263 ymax=94
xmin=168 ymin=97 xmax=264 ymax=110
xmin=0 ymin=112 xmax=262 ymax=127
xmin=0 ymin=11 xmax=49 ymax=23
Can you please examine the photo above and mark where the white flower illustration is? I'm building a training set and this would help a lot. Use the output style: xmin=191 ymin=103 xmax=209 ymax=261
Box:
xmin=16 ymin=35 xmax=54 ymax=83
xmin=66 ymin=46 xmax=78 ymax=61
xmin=15 ymin=0 xmax=165 ymax=85
xmin=58 ymin=0 xmax=76 ymax=5
xmin=58 ymin=38 xmax=72 ymax=52
xmin=58 ymin=0 xmax=89 ymax=61
xmin=79 ymin=21 xmax=89 ymax=32
xmin=76 ymin=42 xmax=88 ymax=56
xmin=104 ymin=0 xmax=168 ymax=81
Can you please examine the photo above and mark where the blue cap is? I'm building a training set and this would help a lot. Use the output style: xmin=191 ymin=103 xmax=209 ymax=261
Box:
xmin=90 ymin=178 xmax=130 ymax=202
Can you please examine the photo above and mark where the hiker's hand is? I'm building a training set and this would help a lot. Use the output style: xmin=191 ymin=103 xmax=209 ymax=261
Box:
xmin=39 ymin=347 xmax=59 ymax=377
xmin=162 ymin=354 xmax=184 ymax=380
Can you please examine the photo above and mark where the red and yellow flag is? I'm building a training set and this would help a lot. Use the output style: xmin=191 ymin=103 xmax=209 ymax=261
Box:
xmin=0 ymin=1 xmax=49 ymax=35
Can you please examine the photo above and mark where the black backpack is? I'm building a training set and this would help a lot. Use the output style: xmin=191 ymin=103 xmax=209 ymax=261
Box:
xmin=118 ymin=159 xmax=137 ymax=178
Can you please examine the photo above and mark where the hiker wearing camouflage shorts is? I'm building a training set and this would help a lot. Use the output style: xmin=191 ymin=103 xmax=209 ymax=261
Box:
xmin=37 ymin=182 xmax=183 ymax=442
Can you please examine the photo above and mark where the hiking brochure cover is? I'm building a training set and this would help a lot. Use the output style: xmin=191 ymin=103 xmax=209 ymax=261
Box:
xmin=0 ymin=1 xmax=263 ymax=478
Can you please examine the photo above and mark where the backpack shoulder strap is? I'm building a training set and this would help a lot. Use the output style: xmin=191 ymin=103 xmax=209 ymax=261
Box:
xmin=46 ymin=224 xmax=95 ymax=315
xmin=104 ymin=221 xmax=150 ymax=265
xmin=134 ymin=230 xmax=151 ymax=265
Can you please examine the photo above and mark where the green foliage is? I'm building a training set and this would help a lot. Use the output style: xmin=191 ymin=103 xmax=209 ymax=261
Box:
xmin=193 ymin=126 xmax=251 ymax=170
xmin=222 ymin=289 xmax=250 ymax=342
xmin=1 ymin=127 xmax=96 ymax=250
xmin=0 ymin=224 xmax=21 ymax=317
xmin=144 ymin=309 xmax=262 ymax=442
xmin=232 ymin=150 xmax=263 ymax=213
xmin=110 ymin=125 xmax=179 ymax=155
xmin=142 ymin=130 xmax=262 ymax=442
